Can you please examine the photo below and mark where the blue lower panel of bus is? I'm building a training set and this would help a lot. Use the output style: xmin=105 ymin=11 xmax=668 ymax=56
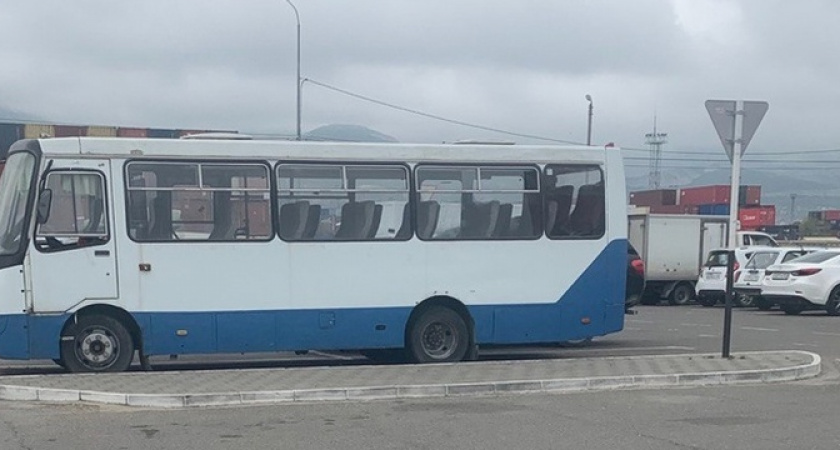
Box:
xmin=0 ymin=240 xmax=625 ymax=360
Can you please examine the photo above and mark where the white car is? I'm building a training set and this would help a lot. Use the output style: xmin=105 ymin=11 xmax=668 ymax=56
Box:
xmin=733 ymin=247 xmax=818 ymax=309
xmin=695 ymin=247 xmax=776 ymax=307
xmin=761 ymin=249 xmax=840 ymax=316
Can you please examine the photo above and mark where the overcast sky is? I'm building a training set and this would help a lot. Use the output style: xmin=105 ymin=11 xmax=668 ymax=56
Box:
xmin=0 ymin=1 xmax=838 ymax=165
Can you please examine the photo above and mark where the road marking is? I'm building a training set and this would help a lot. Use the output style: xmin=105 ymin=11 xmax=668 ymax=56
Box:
xmin=698 ymin=334 xmax=718 ymax=338
xmin=813 ymin=331 xmax=840 ymax=337
xmin=740 ymin=326 xmax=779 ymax=332
xmin=679 ymin=323 xmax=713 ymax=327
xmin=626 ymin=319 xmax=656 ymax=324
xmin=791 ymin=342 xmax=819 ymax=348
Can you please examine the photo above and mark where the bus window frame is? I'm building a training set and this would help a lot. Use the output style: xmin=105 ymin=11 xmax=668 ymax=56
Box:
xmin=413 ymin=162 xmax=542 ymax=242
xmin=34 ymin=168 xmax=111 ymax=253
xmin=275 ymin=160 xmax=413 ymax=243
xmin=123 ymin=159 xmax=274 ymax=243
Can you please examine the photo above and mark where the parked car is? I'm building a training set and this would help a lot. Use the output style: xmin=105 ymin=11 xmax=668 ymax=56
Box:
xmin=761 ymin=249 xmax=840 ymax=315
xmin=695 ymin=247 xmax=775 ymax=307
xmin=626 ymin=243 xmax=645 ymax=310
xmin=733 ymin=247 xmax=818 ymax=309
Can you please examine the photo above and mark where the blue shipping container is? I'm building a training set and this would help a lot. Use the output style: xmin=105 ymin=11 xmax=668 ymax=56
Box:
xmin=698 ymin=203 xmax=729 ymax=215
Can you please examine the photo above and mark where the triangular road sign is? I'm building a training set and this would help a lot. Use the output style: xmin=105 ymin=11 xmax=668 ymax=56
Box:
xmin=705 ymin=100 xmax=736 ymax=160
xmin=740 ymin=101 xmax=769 ymax=154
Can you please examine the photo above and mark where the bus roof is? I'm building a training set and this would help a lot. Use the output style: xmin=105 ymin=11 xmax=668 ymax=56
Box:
xmin=16 ymin=137 xmax=615 ymax=165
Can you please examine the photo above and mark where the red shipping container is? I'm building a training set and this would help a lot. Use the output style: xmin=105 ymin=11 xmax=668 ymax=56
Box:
xmin=118 ymin=128 xmax=148 ymax=138
xmin=53 ymin=125 xmax=86 ymax=137
xmin=648 ymin=204 xmax=699 ymax=214
xmin=739 ymin=205 xmax=775 ymax=230
xmin=740 ymin=185 xmax=761 ymax=206
xmin=629 ymin=189 xmax=677 ymax=207
xmin=823 ymin=210 xmax=840 ymax=221
xmin=679 ymin=185 xmax=762 ymax=206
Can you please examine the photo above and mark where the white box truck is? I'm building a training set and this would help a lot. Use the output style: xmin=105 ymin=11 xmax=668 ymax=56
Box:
xmin=628 ymin=213 xmax=779 ymax=305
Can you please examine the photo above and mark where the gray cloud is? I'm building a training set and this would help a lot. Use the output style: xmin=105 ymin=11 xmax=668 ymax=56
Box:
xmin=0 ymin=0 xmax=838 ymax=157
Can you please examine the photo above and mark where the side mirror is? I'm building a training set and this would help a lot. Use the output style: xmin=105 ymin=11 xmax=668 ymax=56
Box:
xmin=36 ymin=189 xmax=52 ymax=224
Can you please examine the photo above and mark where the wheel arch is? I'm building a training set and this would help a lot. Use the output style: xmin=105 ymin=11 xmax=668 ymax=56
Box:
xmin=62 ymin=304 xmax=143 ymax=354
xmin=405 ymin=296 xmax=475 ymax=350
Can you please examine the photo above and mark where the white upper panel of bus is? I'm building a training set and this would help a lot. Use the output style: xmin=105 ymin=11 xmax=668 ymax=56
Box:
xmin=33 ymin=137 xmax=617 ymax=164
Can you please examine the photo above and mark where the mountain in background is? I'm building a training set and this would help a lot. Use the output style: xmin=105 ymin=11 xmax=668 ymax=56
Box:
xmin=304 ymin=124 xmax=398 ymax=143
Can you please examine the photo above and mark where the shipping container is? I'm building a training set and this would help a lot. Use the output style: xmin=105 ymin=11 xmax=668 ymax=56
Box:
xmin=697 ymin=203 xmax=730 ymax=215
xmin=86 ymin=126 xmax=117 ymax=137
xmin=24 ymin=124 xmax=55 ymax=139
xmin=147 ymin=129 xmax=179 ymax=139
xmin=739 ymin=185 xmax=761 ymax=206
xmin=648 ymin=204 xmax=699 ymax=214
xmin=823 ymin=209 xmax=840 ymax=221
xmin=739 ymin=205 xmax=775 ymax=230
xmin=117 ymin=127 xmax=148 ymax=138
xmin=629 ymin=189 xmax=677 ymax=207
xmin=53 ymin=125 xmax=87 ymax=137
xmin=0 ymin=124 xmax=22 ymax=159
xmin=679 ymin=185 xmax=761 ymax=206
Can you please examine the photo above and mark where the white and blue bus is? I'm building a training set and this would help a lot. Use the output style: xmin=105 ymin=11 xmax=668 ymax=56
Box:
xmin=0 ymin=137 xmax=627 ymax=372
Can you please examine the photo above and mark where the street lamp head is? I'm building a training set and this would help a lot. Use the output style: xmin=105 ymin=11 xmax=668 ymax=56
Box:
xmin=585 ymin=94 xmax=592 ymax=102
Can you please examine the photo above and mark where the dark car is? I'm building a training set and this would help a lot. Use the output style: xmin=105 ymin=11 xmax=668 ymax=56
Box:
xmin=626 ymin=243 xmax=645 ymax=310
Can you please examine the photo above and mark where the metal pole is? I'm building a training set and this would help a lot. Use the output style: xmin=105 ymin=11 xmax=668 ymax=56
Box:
xmin=722 ymin=249 xmax=735 ymax=358
xmin=727 ymin=101 xmax=743 ymax=248
xmin=585 ymin=94 xmax=593 ymax=145
xmin=285 ymin=0 xmax=302 ymax=140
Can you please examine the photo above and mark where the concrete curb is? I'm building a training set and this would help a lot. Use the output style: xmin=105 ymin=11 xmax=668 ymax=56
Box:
xmin=0 ymin=351 xmax=821 ymax=409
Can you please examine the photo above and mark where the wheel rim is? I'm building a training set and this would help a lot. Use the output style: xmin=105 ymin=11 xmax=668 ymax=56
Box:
xmin=739 ymin=295 xmax=754 ymax=307
xmin=421 ymin=321 xmax=457 ymax=359
xmin=75 ymin=326 xmax=120 ymax=370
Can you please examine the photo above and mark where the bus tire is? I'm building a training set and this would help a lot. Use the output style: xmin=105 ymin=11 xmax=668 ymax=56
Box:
xmin=61 ymin=314 xmax=135 ymax=373
xmin=407 ymin=306 xmax=469 ymax=363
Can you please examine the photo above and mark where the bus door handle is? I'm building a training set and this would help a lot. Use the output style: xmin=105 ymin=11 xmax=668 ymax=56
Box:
xmin=94 ymin=250 xmax=110 ymax=257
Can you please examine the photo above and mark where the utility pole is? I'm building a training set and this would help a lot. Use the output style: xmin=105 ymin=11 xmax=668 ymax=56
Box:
xmin=645 ymin=116 xmax=667 ymax=189
xmin=790 ymin=193 xmax=797 ymax=223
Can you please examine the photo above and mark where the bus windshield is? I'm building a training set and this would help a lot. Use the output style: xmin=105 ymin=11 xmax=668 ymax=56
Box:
xmin=0 ymin=152 xmax=36 ymax=255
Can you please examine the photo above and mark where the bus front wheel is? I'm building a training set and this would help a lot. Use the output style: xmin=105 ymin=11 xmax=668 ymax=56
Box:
xmin=407 ymin=306 xmax=469 ymax=363
xmin=61 ymin=314 xmax=135 ymax=373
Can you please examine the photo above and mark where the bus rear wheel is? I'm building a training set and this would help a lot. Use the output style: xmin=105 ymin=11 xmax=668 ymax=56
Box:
xmin=61 ymin=314 xmax=135 ymax=373
xmin=407 ymin=306 xmax=469 ymax=363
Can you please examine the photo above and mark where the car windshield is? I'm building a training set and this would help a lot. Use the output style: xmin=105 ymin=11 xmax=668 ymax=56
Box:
xmin=746 ymin=251 xmax=779 ymax=269
xmin=0 ymin=152 xmax=37 ymax=256
xmin=788 ymin=251 xmax=840 ymax=264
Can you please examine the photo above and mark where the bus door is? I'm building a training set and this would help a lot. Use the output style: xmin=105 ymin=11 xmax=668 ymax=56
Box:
xmin=26 ymin=161 xmax=118 ymax=313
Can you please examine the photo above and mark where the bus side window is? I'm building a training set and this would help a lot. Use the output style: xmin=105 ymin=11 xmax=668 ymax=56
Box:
xmin=36 ymin=172 xmax=109 ymax=251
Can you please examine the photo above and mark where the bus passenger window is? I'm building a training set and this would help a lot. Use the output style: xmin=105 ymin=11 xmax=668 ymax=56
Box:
xmin=125 ymin=162 xmax=272 ymax=242
xmin=544 ymin=165 xmax=604 ymax=239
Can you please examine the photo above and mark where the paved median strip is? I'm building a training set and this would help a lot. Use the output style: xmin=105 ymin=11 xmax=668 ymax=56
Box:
xmin=0 ymin=351 xmax=821 ymax=409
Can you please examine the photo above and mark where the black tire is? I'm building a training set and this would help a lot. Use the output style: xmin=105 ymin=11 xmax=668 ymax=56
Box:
xmin=756 ymin=297 xmax=773 ymax=311
xmin=782 ymin=304 xmax=804 ymax=316
xmin=736 ymin=294 xmax=755 ymax=308
xmin=52 ymin=358 xmax=66 ymax=369
xmin=826 ymin=287 xmax=840 ymax=316
xmin=668 ymin=284 xmax=694 ymax=306
xmin=61 ymin=314 xmax=135 ymax=373
xmin=407 ymin=306 xmax=469 ymax=363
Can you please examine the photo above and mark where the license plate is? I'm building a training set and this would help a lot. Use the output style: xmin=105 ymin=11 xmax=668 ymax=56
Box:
xmin=745 ymin=274 xmax=760 ymax=281
xmin=707 ymin=272 xmax=722 ymax=280
xmin=771 ymin=273 xmax=790 ymax=280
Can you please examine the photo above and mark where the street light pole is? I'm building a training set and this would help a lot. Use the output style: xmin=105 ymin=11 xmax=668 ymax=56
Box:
xmin=585 ymin=94 xmax=593 ymax=146
xmin=285 ymin=0 xmax=301 ymax=140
